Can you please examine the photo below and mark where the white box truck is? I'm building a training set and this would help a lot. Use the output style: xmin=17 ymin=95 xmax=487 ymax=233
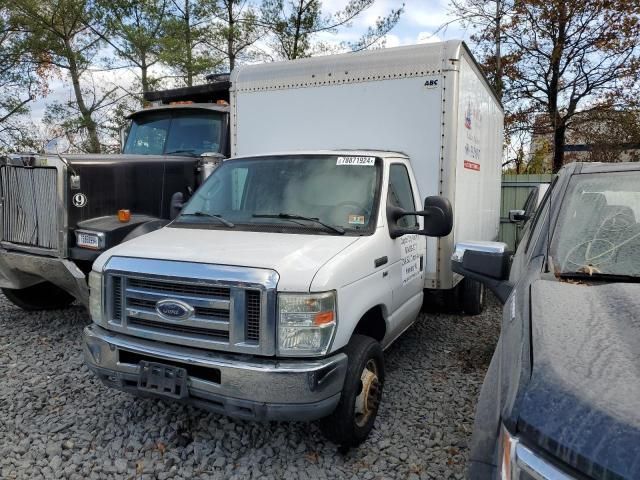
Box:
xmin=83 ymin=41 xmax=503 ymax=446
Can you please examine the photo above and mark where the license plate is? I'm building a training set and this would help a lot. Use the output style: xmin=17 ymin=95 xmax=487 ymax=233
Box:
xmin=138 ymin=361 xmax=188 ymax=399
xmin=77 ymin=233 xmax=99 ymax=249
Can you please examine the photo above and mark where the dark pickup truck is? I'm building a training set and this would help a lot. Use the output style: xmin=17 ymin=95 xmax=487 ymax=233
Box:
xmin=0 ymin=80 xmax=230 ymax=310
xmin=452 ymin=161 xmax=640 ymax=479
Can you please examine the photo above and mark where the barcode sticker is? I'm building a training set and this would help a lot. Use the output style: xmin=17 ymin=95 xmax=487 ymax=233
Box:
xmin=336 ymin=156 xmax=375 ymax=166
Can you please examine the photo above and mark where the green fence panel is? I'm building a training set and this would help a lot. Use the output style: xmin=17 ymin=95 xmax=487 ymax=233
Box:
xmin=499 ymin=173 xmax=554 ymax=250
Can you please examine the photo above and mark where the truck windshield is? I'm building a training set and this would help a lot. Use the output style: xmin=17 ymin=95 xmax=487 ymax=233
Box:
xmin=552 ymin=172 xmax=640 ymax=279
xmin=175 ymin=155 xmax=381 ymax=234
xmin=123 ymin=110 xmax=223 ymax=156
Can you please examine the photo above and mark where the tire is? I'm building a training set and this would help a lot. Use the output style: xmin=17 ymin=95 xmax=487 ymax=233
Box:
xmin=442 ymin=282 xmax=464 ymax=313
xmin=2 ymin=282 xmax=75 ymax=311
xmin=319 ymin=334 xmax=385 ymax=448
xmin=462 ymin=277 xmax=485 ymax=315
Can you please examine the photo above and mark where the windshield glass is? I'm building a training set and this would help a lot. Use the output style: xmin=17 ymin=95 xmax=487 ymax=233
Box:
xmin=175 ymin=155 xmax=381 ymax=234
xmin=552 ymin=172 xmax=640 ymax=277
xmin=123 ymin=110 xmax=223 ymax=156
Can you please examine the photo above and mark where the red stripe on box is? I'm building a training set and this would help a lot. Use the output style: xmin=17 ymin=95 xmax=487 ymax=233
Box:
xmin=464 ymin=160 xmax=480 ymax=171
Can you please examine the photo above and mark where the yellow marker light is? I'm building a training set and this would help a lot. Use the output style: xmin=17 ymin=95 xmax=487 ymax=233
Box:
xmin=118 ymin=209 xmax=131 ymax=223
xmin=314 ymin=311 xmax=334 ymax=325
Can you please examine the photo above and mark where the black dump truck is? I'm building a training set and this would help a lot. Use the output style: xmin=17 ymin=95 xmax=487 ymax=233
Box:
xmin=0 ymin=78 xmax=230 ymax=310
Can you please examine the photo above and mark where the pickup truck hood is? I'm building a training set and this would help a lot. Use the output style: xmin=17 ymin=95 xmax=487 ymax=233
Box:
xmin=94 ymin=226 xmax=360 ymax=291
xmin=518 ymin=280 xmax=640 ymax=479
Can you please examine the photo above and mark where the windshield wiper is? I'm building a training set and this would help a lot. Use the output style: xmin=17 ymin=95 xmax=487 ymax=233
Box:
xmin=181 ymin=211 xmax=235 ymax=227
xmin=165 ymin=149 xmax=198 ymax=156
xmin=253 ymin=213 xmax=345 ymax=234
xmin=558 ymin=272 xmax=640 ymax=283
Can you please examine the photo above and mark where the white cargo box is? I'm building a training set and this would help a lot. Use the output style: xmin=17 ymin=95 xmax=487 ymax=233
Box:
xmin=230 ymin=41 xmax=503 ymax=289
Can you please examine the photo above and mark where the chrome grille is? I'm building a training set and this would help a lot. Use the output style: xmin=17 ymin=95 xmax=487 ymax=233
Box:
xmin=128 ymin=278 xmax=230 ymax=298
xmin=0 ymin=166 xmax=58 ymax=250
xmin=112 ymin=276 xmax=123 ymax=321
xmin=246 ymin=290 xmax=261 ymax=341
xmin=108 ymin=274 xmax=266 ymax=353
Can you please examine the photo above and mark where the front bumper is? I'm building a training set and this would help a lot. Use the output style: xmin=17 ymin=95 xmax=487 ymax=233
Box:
xmin=83 ymin=324 xmax=348 ymax=421
xmin=0 ymin=250 xmax=89 ymax=306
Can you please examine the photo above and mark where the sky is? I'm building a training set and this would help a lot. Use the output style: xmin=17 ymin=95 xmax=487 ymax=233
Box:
xmin=29 ymin=0 xmax=470 ymax=126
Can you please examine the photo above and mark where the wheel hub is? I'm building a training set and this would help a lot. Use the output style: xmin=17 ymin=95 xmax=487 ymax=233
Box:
xmin=354 ymin=360 xmax=381 ymax=427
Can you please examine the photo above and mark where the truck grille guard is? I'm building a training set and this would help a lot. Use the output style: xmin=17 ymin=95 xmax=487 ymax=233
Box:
xmin=0 ymin=163 xmax=67 ymax=257
xmin=102 ymin=257 xmax=278 ymax=356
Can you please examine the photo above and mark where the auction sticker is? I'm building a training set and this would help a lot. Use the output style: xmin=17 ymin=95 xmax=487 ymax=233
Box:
xmin=337 ymin=156 xmax=375 ymax=166
xmin=400 ymin=234 xmax=420 ymax=285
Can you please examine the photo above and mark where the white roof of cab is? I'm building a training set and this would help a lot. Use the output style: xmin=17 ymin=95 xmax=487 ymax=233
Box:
xmin=228 ymin=150 xmax=409 ymax=161
xmin=231 ymin=40 xmax=465 ymax=92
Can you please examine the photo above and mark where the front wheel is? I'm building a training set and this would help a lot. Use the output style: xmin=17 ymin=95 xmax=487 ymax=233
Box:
xmin=2 ymin=282 xmax=75 ymax=311
xmin=319 ymin=334 xmax=384 ymax=447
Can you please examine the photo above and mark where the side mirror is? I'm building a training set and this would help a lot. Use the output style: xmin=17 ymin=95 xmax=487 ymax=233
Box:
xmin=509 ymin=209 xmax=528 ymax=223
xmin=451 ymin=241 xmax=513 ymax=303
xmin=387 ymin=195 xmax=453 ymax=239
xmin=170 ymin=192 xmax=184 ymax=220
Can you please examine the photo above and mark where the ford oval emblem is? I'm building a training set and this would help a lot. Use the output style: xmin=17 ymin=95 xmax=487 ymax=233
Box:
xmin=155 ymin=299 xmax=194 ymax=320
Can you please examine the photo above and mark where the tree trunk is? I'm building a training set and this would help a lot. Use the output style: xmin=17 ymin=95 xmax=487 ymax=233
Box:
xmin=552 ymin=121 xmax=566 ymax=173
xmin=494 ymin=0 xmax=502 ymax=99
xmin=227 ymin=0 xmax=235 ymax=71
xmin=291 ymin=0 xmax=304 ymax=59
xmin=547 ymin=4 xmax=567 ymax=173
xmin=185 ymin=0 xmax=193 ymax=86
xmin=64 ymin=39 xmax=100 ymax=153
xmin=141 ymin=57 xmax=149 ymax=95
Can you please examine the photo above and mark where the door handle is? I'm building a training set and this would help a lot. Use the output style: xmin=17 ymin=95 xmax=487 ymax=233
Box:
xmin=374 ymin=256 xmax=388 ymax=267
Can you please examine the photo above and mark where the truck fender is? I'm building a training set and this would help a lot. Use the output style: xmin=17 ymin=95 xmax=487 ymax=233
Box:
xmin=122 ymin=219 xmax=170 ymax=243
xmin=348 ymin=305 xmax=389 ymax=345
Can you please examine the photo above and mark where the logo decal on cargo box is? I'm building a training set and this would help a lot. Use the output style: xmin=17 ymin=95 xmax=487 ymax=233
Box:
xmin=423 ymin=78 xmax=439 ymax=89
xmin=464 ymin=161 xmax=481 ymax=171
xmin=155 ymin=299 xmax=194 ymax=321
xmin=72 ymin=193 xmax=87 ymax=207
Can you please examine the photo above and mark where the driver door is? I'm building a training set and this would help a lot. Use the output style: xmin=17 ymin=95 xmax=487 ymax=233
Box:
xmin=386 ymin=163 xmax=425 ymax=329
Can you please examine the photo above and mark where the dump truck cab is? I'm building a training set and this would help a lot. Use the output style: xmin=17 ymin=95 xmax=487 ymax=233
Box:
xmin=0 ymin=80 xmax=231 ymax=310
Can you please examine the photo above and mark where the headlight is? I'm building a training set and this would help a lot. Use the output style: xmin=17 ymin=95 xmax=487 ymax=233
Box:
xmin=501 ymin=426 xmax=575 ymax=480
xmin=76 ymin=230 xmax=105 ymax=250
xmin=278 ymin=291 xmax=337 ymax=356
xmin=88 ymin=271 xmax=103 ymax=323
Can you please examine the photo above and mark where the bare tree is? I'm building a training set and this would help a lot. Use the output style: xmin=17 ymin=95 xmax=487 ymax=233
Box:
xmin=504 ymin=0 xmax=640 ymax=172
xmin=446 ymin=0 xmax=511 ymax=99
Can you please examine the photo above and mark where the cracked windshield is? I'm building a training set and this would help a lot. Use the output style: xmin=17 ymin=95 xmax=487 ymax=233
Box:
xmin=553 ymin=172 xmax=640 ymax=278
xmin=177 ymin=155 xmax=381 ymax=233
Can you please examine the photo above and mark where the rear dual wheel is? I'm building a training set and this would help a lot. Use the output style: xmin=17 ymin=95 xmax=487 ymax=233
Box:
xmin=440 ymin=277 xmax=485 ymax=315
xmin=320 ymin=335 xmax=384 ymax=448
xmin=2 ymin=282 xmax=75 ymax=311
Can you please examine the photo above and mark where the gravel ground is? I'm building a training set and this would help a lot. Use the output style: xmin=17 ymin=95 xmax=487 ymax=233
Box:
xmin=0 ymin=293 xmax=500 ymax=480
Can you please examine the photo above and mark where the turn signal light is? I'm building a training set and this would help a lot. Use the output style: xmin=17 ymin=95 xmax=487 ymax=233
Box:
xmin=118 ymin=209 xmax=131 ymax=222
xmin=314 ymin=311 xmax=334 ymax=325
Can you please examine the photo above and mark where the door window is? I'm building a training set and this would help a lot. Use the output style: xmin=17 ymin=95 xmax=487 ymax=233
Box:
xmin=388 ymin=164 xmax=418 ymax=228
